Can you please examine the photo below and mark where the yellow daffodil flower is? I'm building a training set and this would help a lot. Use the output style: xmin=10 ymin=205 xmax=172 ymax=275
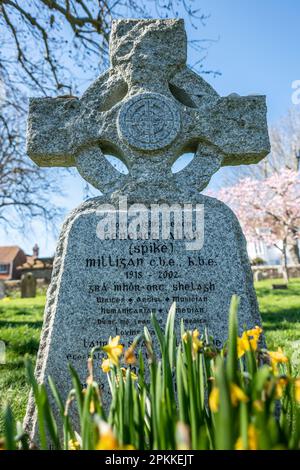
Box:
xmin=103 ymin=336 xmax=123 ymax=366
xmin=253 ymin=400 xmax=264 ymax=412
xmin=268 ymin=347 xmax=288 ymax=365
xmin=120 ymin=367 xmax=138 ymax=381
xmin=209 ymin=383 xmax=248 ymax=413
xmin=275 ymin=377 xmax=288 ymax=399
xmin=68 ymin=439 xmax=80 ymax=450
xmin=268 ymin=348 xmax=288 ymax=374
xmin=124 ymin=346 xmax=137 ymax=365
xmin=209 ymin=387 xmax=219 ymax=413
xmin=96 ymin=421 xmax=134 ymax=450
xmin=182 ymin=329 xmax=203 ymax=358
xmin=101 ymin=358 xmax=111 ymax=373
xmin=96 ymin=431 xmax=119 ymax=450
xmin=237 ymin=326 xmax=262 ymax=358
xmin=230 ymin=383 xmax=249 ymax=406
xmin=294 ymin=378 xmax=300 ymax=403
xmin=235 ymin=424 xmax=258 ymax=450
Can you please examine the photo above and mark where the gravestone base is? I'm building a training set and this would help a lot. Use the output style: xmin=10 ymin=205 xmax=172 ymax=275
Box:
xmin=24 ymin=194 xmax=262 ymax=440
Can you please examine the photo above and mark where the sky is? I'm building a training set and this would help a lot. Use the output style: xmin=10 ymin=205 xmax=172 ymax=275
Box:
xmin=1 ymin=0 xmax=300 ymax=256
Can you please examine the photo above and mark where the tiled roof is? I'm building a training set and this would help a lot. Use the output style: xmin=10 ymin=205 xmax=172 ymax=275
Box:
xmin=0 ymin=246 xmax=22 ymax=263
xmin=17 ymin=257 xmax=53 ymax=270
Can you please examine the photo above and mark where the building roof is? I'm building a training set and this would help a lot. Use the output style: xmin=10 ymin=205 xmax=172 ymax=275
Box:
xmin=0 ymin=246 xmax=22 ymax=263
xmin=17 ymin=256 xmax=53 ymax=271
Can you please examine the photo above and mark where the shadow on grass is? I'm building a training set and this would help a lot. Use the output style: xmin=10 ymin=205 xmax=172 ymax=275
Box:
xmin=10 ymin=338 xmax=40 ymax=356
xmin=257 ymin=288 xmax=300 ymax=298
xmin=0 ymin=359 xmax=29 ymax=371
xmin=262 ymin=306 xmax=300 ymax=331
xmin=0 ymin=320 xmax=43 ymax=329
xmin=0 ymin=306 xmax=43 ymax=315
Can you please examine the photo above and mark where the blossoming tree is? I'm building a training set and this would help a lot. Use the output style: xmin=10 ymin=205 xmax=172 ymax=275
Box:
xmin=216 ymin=169 xmax=300 ymax=281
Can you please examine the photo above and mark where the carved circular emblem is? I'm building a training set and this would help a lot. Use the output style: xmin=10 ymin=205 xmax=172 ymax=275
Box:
xmin=118 ymin=93 xmax=180 ymax=151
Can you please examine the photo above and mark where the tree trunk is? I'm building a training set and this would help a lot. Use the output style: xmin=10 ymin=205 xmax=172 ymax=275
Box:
xmin=282 ymin=240 xmax=289 ymax=282
xmin=288 ymin=239 xmax=300 ymax=265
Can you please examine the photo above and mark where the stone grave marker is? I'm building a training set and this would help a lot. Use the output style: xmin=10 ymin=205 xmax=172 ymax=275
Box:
xmin=21 ymin=272 xmax=36 ymax=298
xmin=0 ymin=281 xmax=5 ymax=300
xmin=0 ymin=340 xmax=5 ymax=365
xmin=25 ymin=19 xmax=270 ymax=437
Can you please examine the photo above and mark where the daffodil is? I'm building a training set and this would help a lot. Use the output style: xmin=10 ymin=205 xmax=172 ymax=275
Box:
xmin=101 ymin=358 xmax=111 ymax=373
xmin=209 ymin=386 xmax=219 ymax=413
xmin=237 ymin=332 xmax=250 ymax=358
xmin=294 ymin=378 xmax=300 ymax=403
xmin=230 ymin=383 xmax=248 ymax=406
xmin=253 ymin=400 xmax=264 ymax=412
xmin=275 ymin=377 xmax=288 ymax=399
xmin=237 ymin=326 xmax=262 ymax=358
xmin=96 ymin=431 xmax=119 ymax=450
xmin=268 ymin=348 xmax=288 ymax=373
xmin=209 ymin=383 xmax=248 ymax=413
xmin=268 ymin=347 xmax=288 ymax=364
xmin=235 ymin=424 xmax=258 ymax=450
xmin=68 ymin=439 xmax=80 ymax=450
xmin=124 ymin=346 xmax=137 ymax=365
xmin=120 ymin=367 xmax=138 ymax=381
xmin=96 ymin=421 xmax=132 ymax=450
xmin=182 ymin=329 xmax=203 ymax=358
xmin=1 ymin=297 xmax=10 ymax=302
xmin=102 ymin=336 xmax=123 ymax=366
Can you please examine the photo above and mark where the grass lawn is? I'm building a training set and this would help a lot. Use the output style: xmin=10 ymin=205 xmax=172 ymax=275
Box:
xmin=0 ymin=295 xmax=44 ymax=433
xmin=0 ymin=278 xmax=299 ymax=434
xmin=255 ymin=278 xmax=300 ymax=359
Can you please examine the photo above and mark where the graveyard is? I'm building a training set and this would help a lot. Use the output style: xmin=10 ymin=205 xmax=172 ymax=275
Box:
xmin=0 ymin=1 xmax=300 ymax=454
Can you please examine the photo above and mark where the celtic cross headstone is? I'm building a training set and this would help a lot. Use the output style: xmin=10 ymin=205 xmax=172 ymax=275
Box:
xmin=25 ymin=19 xmax=270 ymax=438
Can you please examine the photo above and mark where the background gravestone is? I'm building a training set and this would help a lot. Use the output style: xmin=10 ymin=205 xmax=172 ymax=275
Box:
xmin=0 ymin=281 xmax=5 ymax=300
xmin=21 ymin=273 xmax=36 ymax=299
xmin=0 ymin=340 xmax=5 ymax=365
xmin=25 ymin=19 xmax=270 ymax=438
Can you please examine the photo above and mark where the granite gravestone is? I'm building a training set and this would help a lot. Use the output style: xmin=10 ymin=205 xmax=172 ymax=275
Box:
xmin=0 ymin=281 xmax=5 ymax=300
xmin=21 ymin=272 xmax=36 ymax=298
xmin=25 ymin=19 xmax=270 ymax=435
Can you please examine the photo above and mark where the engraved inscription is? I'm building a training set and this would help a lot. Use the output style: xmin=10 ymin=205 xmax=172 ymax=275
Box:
xmin=118 ymin=93 xmax=181 ymax=151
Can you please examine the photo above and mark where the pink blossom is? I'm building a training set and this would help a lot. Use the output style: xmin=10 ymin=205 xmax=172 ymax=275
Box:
xmin=216 ymin=169 xmax=300 ymax=248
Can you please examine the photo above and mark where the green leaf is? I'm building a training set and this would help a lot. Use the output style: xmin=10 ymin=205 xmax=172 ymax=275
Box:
xmin=226 ymin=295 xmax=239 ymax=383
xmin=215 ymin=358 xmax=234 ymax=450
xmin=151 ymin=311 xmax=165 ymax=354
xmin=3 ymin=405 xmax=16 ymax=450
xmin=165 ymin=302 xmax=176 ymax=369
xmin=68 ymin=364 xmax=84 ymax=422
xmin=25 ymin=358 xmax=47 ymax=450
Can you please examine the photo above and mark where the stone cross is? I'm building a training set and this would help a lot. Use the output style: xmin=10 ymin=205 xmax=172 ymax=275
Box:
xmin=27 ymin=19 xmax=269 ymax=201
xmin=25 ymin=19 xmax=270 ymax=442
